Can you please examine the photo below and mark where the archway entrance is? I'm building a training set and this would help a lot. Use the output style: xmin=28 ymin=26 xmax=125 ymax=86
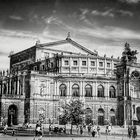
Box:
xmin=136 ymin=107 xmax=140 ymax=124
xmin=8 ymin=105 xmax=18 ymax=126
xmin=85 ymin=108 xmax=93 ymax=125
xmin=98 ymin=108 xmax=104 ymax=125
xmin=110 ymin=109 xmax=116 ymax=125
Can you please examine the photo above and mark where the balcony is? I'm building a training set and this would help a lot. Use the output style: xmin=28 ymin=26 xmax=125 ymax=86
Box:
xmin=52 ymin=95 xmax=117 ymax=102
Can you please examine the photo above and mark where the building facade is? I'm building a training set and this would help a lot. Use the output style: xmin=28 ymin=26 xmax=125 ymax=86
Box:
xmin=0 ymin=35 xmax=139 ymax=126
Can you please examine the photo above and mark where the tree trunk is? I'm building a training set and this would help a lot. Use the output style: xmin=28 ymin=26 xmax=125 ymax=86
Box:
xmin=70 ymin=123 xmax=73 ymax=134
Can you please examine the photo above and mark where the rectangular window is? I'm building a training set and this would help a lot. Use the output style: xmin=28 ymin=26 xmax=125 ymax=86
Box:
xmin=107 ymin=63 xmax=111 ymax=68
xmin=114 ymin=63 xmax=117 ymax=68
xmin=82 ymin=61 xmax=86 ymax=66
xmin=99 ymin=62 xmax=103 ymax=67
xmin=73 ymin=60 xmax=78 ymax=66
xmin=64 ymin=60 xmax=69 ymax=65
xmin=91 ymin=61 xmax=95 ymax=66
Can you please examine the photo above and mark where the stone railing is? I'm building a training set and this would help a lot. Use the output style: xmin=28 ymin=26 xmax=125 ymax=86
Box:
xmin=52 ymin=95 xmax=117 ymax=102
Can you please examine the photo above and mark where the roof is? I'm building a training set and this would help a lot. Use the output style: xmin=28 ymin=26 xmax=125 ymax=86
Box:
xmin=37 ymin=38 xmax=97 ymax=56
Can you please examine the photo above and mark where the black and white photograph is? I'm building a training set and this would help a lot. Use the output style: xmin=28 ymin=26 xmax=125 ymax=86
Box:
xmin=0 ymin=0 xmax=140 ymax=140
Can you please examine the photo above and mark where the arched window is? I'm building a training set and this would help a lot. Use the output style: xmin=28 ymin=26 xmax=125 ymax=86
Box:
xmin=59 ymin=84 xmax=67 ymax=96
xmin=85 ymin=108 xmax=93 ymax=125
xmin=97 ymin=85 xmax=104 ymax=97
xmin=72 ymin=84 xmax=79 ymax=97
xmin=98 ymin=108 xmax=104 ymax=125
xmin=109 ymin=86 xmax=116 ymax=98
xmin=131 ymin=71 xmax=140 ymax=98
xmin=85 ymin=84 xmax=92 ymax=97
xmin=110 ymin=109 xmax=116 ymax=125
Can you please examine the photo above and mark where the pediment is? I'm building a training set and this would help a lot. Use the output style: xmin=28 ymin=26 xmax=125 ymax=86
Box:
xmin=39 ymin=39 xmax=97 ymax=56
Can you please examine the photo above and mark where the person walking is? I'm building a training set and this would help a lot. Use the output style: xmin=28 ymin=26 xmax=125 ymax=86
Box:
xmin=108 ymin=124 xmax=111 ymax=135
xmin=132 ymin=125 xmax=137 ymax=140
xmin=106 ymin=125 xmax=109 ymax=135
xmin=33 ymin=121 xmax=43 ymax=140
xmin=49 ymin=124 xmax=52 ymax=135
xmin=3 ymin=124 xmax=8 ymax=135
xmin=97 ymin=125 xmax=100 ymax=137
xmin=128 ymin=125 xmax=132 ymax=139
xmin=87 ymin=124 xmax=91 ymax=136
xmin=80 ymin=125 xmax=83 ymax=135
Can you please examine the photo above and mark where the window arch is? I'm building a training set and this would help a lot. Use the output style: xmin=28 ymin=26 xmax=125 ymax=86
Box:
xmin=97 ymin=85 xmax=104 ymax=97
xmin=109 ymin=86 xmax=116 ymax=98
xmin=85 ymin=84 xmax=92 ymax=97
xmin=98 ymin=108 xmax=104 ymax=125
xmin=59 ymin=84 xmax=67 ymax=96
xmin=72 ymin=84 xmax=80 ymax=97
xmin=110 ymin=109 xmax=116 ymax=125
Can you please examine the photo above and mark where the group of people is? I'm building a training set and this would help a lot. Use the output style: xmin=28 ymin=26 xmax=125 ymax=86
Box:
xmin=106 ymin=124 xmax=112 ymax=135
xmin=1 ymin=121 xmax=139 ymax=140
xmin=49 ymin=124 xmax=66 ymax=134
xmin=128 ymin=125 xmax=137 ymax=140
xmin=33 ymin=121 xmax=43 ymax=140
xmin=76 ymin=123 xmax=101 ymax=137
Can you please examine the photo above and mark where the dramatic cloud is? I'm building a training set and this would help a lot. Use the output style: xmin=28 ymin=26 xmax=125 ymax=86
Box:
xmin=91 ymin=9 xmax=114 ymax=18
xmin=0 ymin=29 xmax=38 ymax=40
xmin=118 ymin=10 xmax=133 ymax=17
xmin=0 ymin=0 xmax=140 ymax=70
xmin=9 ymin=15 xmax=24 ymax=21
xmin=119 ymin=0 xmax=140 ymax=3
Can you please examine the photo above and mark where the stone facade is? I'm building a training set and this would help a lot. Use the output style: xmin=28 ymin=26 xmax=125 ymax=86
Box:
xmin=0 ymin=36 xmax=139 ymax=126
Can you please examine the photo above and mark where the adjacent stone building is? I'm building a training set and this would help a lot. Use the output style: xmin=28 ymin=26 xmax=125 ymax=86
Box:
xmin=0 ymin=34 xmax=139 ymax=126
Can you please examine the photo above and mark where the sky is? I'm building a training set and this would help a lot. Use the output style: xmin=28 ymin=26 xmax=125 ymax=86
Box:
xmin=0 ymin=0 xmax=140 ymax=70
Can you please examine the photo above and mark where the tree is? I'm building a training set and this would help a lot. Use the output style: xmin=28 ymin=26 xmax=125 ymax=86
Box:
xmin=59 ymin=99 xmax=85 ymax=134
xmin=121 ymin=42 xmax=138 ymax=64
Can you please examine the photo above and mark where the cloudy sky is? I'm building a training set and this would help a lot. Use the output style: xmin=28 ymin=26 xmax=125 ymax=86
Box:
xmin=0 ymin=0 xmax=140 ymax=70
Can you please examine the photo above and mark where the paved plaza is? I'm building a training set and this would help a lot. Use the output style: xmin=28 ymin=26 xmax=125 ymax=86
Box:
xmin=0 ymin=134 xmax=137 ymax=140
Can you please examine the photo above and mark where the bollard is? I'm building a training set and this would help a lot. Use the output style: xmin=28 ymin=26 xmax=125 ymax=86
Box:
xmin=106 ymin=134 xmax=108 ymax=140
xmin=122 ymin=132 xmax=124 ymax=140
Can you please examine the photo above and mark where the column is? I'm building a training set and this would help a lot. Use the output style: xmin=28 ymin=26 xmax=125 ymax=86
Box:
xmin=69 ymin=57 xmax=72 ymax=74
xmin=22 ymin=73 xmax=25 ymax=96
xmin=55 ymin=81 xmax=58 ymax=96
xmin=87 ymin=58 xmax=90 ymax=73
xmin=104 ymin=58 xmax=106 ymax=75
xmin=79 ymin=58 xmax=81 ymax=73
xmin=69 ymin=81 xmax=72 ymax=97
xmin=80 ymin=81 xmax=83 ymax=98
xmin=17 ymin=75 xmax=19 ymax=95
xmin=95 ymin=81 xmax=97 ymax=98
xmin=46 ymin=80 xmax=48 ymax=96
xmin=107 ymin=82 xmax=109 ymax=99
xmin=67 ymin=81 xmax=70 ymax=98
xmin=96 ymin=58 xmax=98 ymax=74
